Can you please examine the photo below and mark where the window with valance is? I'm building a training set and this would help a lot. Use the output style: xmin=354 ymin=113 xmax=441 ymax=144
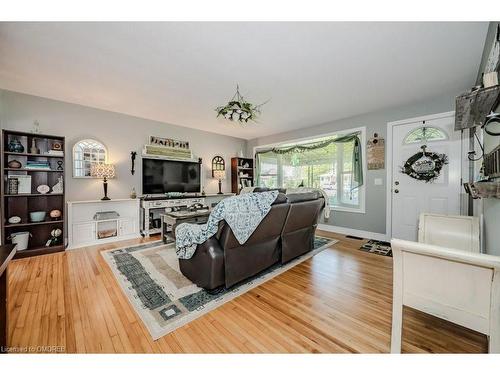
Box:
xmin=255 ymin=130 xmax=365 ymax=212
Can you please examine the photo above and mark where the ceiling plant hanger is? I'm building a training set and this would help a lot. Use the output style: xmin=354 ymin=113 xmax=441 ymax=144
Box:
xmin=215 ymin=85 xmax=268 ymax=124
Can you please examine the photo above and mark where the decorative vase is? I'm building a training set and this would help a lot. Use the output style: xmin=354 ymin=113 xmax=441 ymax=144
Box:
xmin=7 ymin=138 xmax=24 ymax=153
xmin=30 ymin=138 xmax=39 ymax=154
xmin=51 ymin=177 xmax=63 ymax=194
xmin=7 ymin=160 xmax=22 ymax=169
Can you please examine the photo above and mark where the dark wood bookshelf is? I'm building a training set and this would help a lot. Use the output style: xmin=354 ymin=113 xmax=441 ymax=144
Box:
xmin=1 ymin=130 xmax=66 ymax=259
xmin=231 ymin=157 xmax=254 ymax=193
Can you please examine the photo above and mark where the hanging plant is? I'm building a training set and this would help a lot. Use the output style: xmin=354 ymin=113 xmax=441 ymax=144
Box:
xmin=216 ymin=85 xmax=266 ymax=124
xmin=400 ymin=145 xmax=448 ymax=182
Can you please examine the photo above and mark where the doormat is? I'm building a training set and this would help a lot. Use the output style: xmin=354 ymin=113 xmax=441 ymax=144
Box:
xmin=360 ymin=240 xmax=392 ymax=257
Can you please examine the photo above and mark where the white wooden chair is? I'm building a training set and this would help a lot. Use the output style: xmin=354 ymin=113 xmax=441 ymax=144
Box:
xmin=418 ymin=213 xmax=480 ymax=253
xmin=391 ymin=238 xmax=500 ymax=353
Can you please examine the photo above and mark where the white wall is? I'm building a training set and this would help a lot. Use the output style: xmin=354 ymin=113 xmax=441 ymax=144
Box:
xmin=247 ymin=92 xmax=461 ymax=235
xmin=0 ymin=90 xmax=247 ymax=201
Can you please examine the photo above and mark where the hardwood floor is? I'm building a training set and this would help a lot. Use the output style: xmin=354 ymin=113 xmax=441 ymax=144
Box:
xmin=6 ymin=231 xmax=488 ymax=353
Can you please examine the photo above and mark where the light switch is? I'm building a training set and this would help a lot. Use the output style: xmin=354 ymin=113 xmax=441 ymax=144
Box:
xmin=374 ymin=178 xmax=383 ymax=186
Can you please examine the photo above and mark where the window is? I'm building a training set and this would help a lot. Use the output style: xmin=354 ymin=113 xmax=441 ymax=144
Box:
xmin=73 ymin=139 xmax=107 ymax=178
xmin=255 ymin=129 xmax=365 ymax=212
xmin=403 ymin=126 xmax=447 ymax=144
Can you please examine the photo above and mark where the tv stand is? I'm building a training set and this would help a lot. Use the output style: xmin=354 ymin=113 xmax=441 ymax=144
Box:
xmin=139 ymin=193 xmax=234 ymax=237
xmin=140 ymin=195 xmax=205 ymax=237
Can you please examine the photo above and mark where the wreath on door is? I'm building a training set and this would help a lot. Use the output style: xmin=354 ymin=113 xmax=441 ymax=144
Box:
xmin=400 ymin=145 xmax=448 ymax=182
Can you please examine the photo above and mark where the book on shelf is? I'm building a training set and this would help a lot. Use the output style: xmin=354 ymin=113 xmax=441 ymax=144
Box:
xmin=44 ymin=150 xmax=64 ymax=156
xmin=25 ymin=161 xmax=51 ymax=170
xmin=25 ymin=167 xmax=52 ymax=170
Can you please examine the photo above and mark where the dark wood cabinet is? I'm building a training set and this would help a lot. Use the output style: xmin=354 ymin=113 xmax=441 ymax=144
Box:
xmin=1 ymin=130 xmax=66 ymax=259
xmin=231 ymin=157 xmax=254 ymax=194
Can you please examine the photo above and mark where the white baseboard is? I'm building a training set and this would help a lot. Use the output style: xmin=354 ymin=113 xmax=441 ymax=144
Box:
xmin=317 ymin=224 xmax=389 ymax=242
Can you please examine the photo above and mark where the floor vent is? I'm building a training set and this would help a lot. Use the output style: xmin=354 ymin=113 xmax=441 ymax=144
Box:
xmin=346 ymin=235 xmax=364 ymax=240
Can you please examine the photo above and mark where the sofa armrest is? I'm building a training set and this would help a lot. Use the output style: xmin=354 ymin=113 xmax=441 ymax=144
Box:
xmin=178 ymin=237 xmax=225 ymax=290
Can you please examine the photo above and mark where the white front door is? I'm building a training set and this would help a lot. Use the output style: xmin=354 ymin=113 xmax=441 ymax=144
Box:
xmin=391 ymin=114 xmax=461 ymax=241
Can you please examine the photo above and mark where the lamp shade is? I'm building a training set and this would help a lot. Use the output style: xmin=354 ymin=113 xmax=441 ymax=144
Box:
xmin=91 ymin=163 xmax=116 ymax=179
xmin=213 ymin=169 xmax=226 ymax=180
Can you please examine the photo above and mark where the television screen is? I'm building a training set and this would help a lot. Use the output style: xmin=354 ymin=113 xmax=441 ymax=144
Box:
xmin=142 ymin=158 xmax=201 ymax=194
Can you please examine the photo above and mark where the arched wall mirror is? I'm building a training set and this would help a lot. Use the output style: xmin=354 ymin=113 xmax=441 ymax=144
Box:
xmin=211 ymin=156 xmax=225 ymax=177
xmin=73 ymin=139 xmax=108 ymax=178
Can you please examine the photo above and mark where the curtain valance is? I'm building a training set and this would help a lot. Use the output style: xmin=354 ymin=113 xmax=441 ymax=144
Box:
xmin=255 ymin=132 xmax=363 ymax=190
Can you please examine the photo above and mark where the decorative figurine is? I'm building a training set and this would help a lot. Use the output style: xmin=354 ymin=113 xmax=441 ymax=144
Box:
xmin=50 ymin=209 xmax=62 ymax=220
xmin=52 ymin=176 xmax=63 ymax=194
xmin=46 ymin=228 xmax=63 ymax=247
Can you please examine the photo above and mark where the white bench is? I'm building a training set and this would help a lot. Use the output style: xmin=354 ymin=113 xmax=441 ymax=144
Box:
xmin=391 ymin=238 xmax=500 ymax=353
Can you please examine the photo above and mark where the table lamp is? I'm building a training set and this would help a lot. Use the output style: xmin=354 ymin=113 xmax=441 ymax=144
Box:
xmin=91 ymin=163 xmax=116 ymax=200
xmin=213 ymin=169 xmax=225 ymax=195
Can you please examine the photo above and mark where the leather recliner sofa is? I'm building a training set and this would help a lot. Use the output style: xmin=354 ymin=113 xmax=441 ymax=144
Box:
xmin=178 ymin=191 xmax=325 ymax=290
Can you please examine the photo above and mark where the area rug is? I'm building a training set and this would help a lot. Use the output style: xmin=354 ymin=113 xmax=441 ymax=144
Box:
xmin=101 ymin=236 xmax=337 ymax=340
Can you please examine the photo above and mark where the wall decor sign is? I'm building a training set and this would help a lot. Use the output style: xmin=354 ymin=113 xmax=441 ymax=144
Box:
xmin=367 ymin=134 xmax=385 ymax=170
xmin=400 ymin=145 xmax=448 ymax=182
xmin=149 ymin=136 xmax=189 ymax=149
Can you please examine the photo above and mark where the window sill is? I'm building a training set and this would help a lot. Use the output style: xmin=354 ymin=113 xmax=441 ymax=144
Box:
xmin=330 ymin=206 xmax=366 ymax=214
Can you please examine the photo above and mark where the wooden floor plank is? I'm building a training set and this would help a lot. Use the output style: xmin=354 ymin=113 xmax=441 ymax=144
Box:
xmin=6 ymin=231 xmax=488 ymax=353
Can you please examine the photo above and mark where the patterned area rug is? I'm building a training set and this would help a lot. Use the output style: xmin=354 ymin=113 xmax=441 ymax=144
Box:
xmin=101 ymin=236 xmax=338 ymax=340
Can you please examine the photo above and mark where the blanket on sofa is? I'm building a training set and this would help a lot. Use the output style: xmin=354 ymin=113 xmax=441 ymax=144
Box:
xmin=175 ymin=190 xmax=279 ymax=259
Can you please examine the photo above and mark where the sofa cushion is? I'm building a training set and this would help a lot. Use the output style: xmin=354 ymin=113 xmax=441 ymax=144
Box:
xmin=253 ymin=187 xmax=287 ymax=194
xmin=286 ymin=191 xmax=322 ymax=203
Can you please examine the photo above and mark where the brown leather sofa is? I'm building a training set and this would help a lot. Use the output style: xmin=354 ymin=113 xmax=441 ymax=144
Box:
xmin=178 ymin=191 xmax=325 ymax=291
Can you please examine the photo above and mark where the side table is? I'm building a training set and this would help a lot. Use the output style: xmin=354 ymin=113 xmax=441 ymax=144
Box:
xmin=161 ymin=210 xmax=211 ymax=244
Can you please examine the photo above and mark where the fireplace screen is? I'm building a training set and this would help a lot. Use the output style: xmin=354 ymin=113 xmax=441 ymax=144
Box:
xmin=97 ymin=220 xmax=118 ymax=239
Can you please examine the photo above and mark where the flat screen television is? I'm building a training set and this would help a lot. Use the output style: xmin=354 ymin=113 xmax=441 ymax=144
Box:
xmin=142 ymin=158 xmax=201 ymax=194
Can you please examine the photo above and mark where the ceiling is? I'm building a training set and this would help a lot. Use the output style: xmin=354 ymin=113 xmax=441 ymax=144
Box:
xmin=0 ymin=22 xmax=489 ymax=140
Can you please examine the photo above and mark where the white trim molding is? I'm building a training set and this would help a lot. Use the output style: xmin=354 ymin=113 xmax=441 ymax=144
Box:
xmin=318 ymin=223 xmax=388 ymax=242
xmin=385 ymin=111 xmax=455 ymax=240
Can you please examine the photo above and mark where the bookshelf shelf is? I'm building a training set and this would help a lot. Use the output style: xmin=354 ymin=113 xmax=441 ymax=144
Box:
xmin=1 ymin=130 xmax=66 ymax=259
